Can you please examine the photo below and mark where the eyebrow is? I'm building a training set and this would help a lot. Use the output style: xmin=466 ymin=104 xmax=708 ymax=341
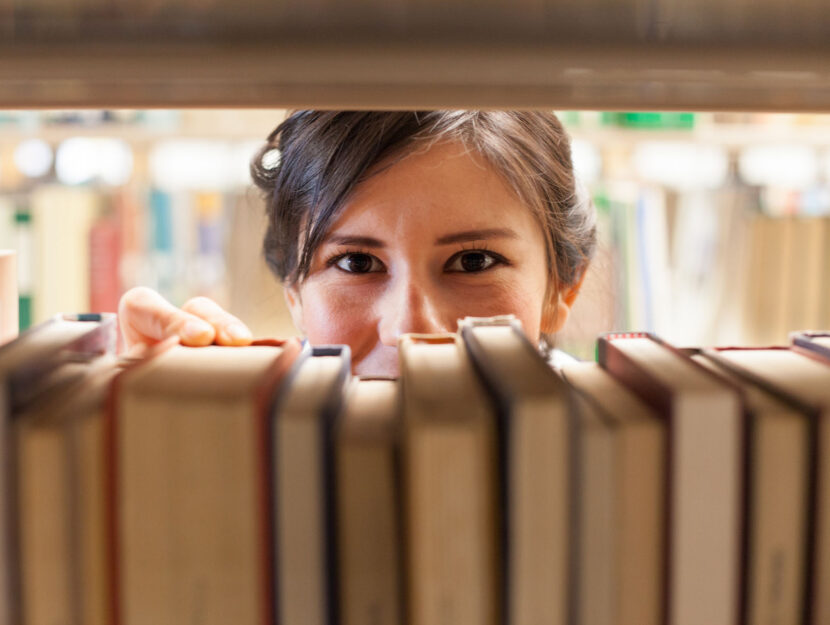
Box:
xmin=323 ymin=234 xmax=386 ymax=248
xmin=323 ymin=228 xmax=519 ymax=248
xmin=434 ymin=228 xmax=519 ymax=245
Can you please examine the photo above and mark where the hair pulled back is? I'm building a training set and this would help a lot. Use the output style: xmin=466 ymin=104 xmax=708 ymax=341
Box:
xmin=251 ymin=111 xmax=596 ymax=294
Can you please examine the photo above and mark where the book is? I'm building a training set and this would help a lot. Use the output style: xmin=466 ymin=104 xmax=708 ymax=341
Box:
xmin=71 ymin=359 xmax=123 ymax=625
xmin=599 ymin=332 xmax=743 ymax=625
xmin=561 ymin=360 xmax=665 ymax=625
xmin=691 ymin=348 xmax=812 ymax=625
xmin=14 ymin=353 xmax=119 ymax=625
xmin=31 ymin=186 xmax=99 ymax=324
xmin=0 ymin=313 xmax=115 ymax=625
xmin=333 ymin=377 xmax=402 ymax=625
xmin=399 ymin=333 xmax=498 ymax=625
xmin=787 ymin=218 xmax=824 ymax=333
xmin=272 ymin=346 xmax=351 ymax=625
xmin=89 ymin=206 xmax=122 ymax=315
xmin=108 ymin=337 xmax=301 ymax=625
xmin=0 ymin=250 xmax=16 ymax=344
xmin=792 ymin=331 xmax=830 ymax=360
xmin=707 ymin=344 xmax=830 ymax=625
xmin=460 ymin=316 xmax=573 ymax=625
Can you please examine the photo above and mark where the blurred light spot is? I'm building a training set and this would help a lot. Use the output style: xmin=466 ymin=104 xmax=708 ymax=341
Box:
xmin=56 ymin=138 xmax=133 ymax=186
xmin=232 ymin=140 xmax=266 ymax=187
xmin=570 ymin=138 xmax=601 ymax=185
xmin=633 ymin=142 xmax=728 ymax=191
xmin=150 ymin=140 xmax=234 ymax=191
xmin=14 ymin=139 xmax=52 ymax=178
xmin=739 ymin=144 xmax=817 ymax=189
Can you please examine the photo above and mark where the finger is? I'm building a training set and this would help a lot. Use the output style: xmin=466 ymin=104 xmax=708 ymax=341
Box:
xmin=119 ymin=287 xmax=216 ymax=348
xmin=181 ymin=296 xmax=253 ymax=346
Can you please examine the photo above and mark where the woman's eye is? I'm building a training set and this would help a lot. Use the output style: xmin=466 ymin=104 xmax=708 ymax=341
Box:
xmin=334 ymin=253 xmax=383 ymax=274
xmin=445 ymin=250 xmax=501 ymax=273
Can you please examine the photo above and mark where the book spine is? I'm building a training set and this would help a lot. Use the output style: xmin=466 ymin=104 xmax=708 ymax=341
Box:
xmin=14 ymin=207 xmax=32 ymax=331
xmin=253 ymin=338 xmax=302 ymax=625
xmin=89 ymin=214 xmax=121 ymax=314
xmin=597 ymin=335 xmax=672 ymax=625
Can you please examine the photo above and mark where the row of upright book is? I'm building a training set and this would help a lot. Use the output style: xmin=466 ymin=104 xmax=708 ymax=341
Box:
xmin=0 ymin=185 xmax=233 ymax=330
xmin=4 ymin=313 xmax=830 ymax=625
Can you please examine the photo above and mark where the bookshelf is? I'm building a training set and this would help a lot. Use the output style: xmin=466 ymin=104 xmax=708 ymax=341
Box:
xmin=0 ymin=0 xmax=830 ymax=110
xmin=2 ymin=4 xmax=830 ymax=625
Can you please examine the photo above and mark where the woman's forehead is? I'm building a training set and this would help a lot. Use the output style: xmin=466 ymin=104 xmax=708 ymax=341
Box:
xmin=326 ymin=140 xmax=539 ymax=236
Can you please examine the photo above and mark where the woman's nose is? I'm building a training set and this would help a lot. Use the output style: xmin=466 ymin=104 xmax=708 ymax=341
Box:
xmin=377 ymin=279 xmax=448 ymax=345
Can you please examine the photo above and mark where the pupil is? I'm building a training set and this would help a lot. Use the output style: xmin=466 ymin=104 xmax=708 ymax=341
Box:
xmin=461 ymin=252 xmax=486 ymax=272
xmin=348 ymin=254 xmax=372 ymax=273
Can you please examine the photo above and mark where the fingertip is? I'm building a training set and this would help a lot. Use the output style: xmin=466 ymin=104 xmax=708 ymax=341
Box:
xmin=217 ymin=322 xmax=254 ymax=346
xmin=180 ymin=319 xmax=216 ymax=346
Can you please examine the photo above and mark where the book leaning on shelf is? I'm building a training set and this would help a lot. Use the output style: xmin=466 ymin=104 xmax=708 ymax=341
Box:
xmin=8 ymin=314 xmax=830 ymax=625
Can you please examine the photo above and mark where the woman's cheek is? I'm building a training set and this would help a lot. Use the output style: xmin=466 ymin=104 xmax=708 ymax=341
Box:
xmin=446 ymin=277 xmax=546 ymax=337
xmin=297 ymin=280 xmax=380 ymax=348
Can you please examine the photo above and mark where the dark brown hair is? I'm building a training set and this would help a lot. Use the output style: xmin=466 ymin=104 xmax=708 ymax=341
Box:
xmin=251 ymin=111 xmax=596 ymax=294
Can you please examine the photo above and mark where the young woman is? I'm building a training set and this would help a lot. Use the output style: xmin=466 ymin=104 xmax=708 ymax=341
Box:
xmin=118 ymin=111 xmax=596 ymax=376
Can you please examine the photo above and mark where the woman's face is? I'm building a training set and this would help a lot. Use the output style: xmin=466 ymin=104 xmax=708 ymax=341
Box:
xmin=285 ymin=140 xmax=577 ymax=377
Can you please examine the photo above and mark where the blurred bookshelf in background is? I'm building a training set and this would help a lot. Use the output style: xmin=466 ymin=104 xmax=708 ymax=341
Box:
xmin=3 ymin=109 xmax=830 ymax=358
xmin=0 ymin=109 xmax=293 ymax=341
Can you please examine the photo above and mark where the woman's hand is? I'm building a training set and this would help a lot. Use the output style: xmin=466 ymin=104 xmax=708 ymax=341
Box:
xmin=118 ymin=287 xmax=253 ymax=352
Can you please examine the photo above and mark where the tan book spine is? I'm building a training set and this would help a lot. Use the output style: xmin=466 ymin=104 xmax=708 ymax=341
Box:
xmin=105 ymin=337 xmax=301 ymax=625
xmin=16 ymin=420 xmax=72 ymax=625
xmin=401 ymin=335 xmax=498 ymax=625
xmin=335 ymin=380 xmax=401 ymax=625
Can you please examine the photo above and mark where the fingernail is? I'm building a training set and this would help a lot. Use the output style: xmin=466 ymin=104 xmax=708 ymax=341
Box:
xmin=225 ymin=323 xmax=252 ymax=342
xmin=182 ymin=320 xmax=213 ymax=342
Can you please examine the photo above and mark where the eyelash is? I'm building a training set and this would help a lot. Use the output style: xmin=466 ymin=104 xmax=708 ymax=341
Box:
xmin=324 ymin=245 xmax=510 ymax=273
xmin=325 ymin=248 xmax=382 ymax=270
xmin=444 ymin=244 xmax=510 ymax=272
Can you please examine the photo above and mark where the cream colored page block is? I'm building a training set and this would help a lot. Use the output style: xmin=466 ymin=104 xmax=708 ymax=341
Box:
xmin=336 ymin=379 xmax=399 ymax=625
xmin=336 ymin=445 xmax=399 ymax=625
xmin=407 ymin=424 xmax=495 ymax=625
xmin=510 ymin=399 xmax=568 ymax=625
xmin=671 ymin=393 xmax=741 ymax=625
xmin=119 ymin=395 xmax=260 ymax=625
xmin=18 ymin=425 xmax=72 ymax=625
xmin=576 ymin=400 xmax=615 ymax=625
xmin=748 ymin=414 xmax=807 ymax=625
